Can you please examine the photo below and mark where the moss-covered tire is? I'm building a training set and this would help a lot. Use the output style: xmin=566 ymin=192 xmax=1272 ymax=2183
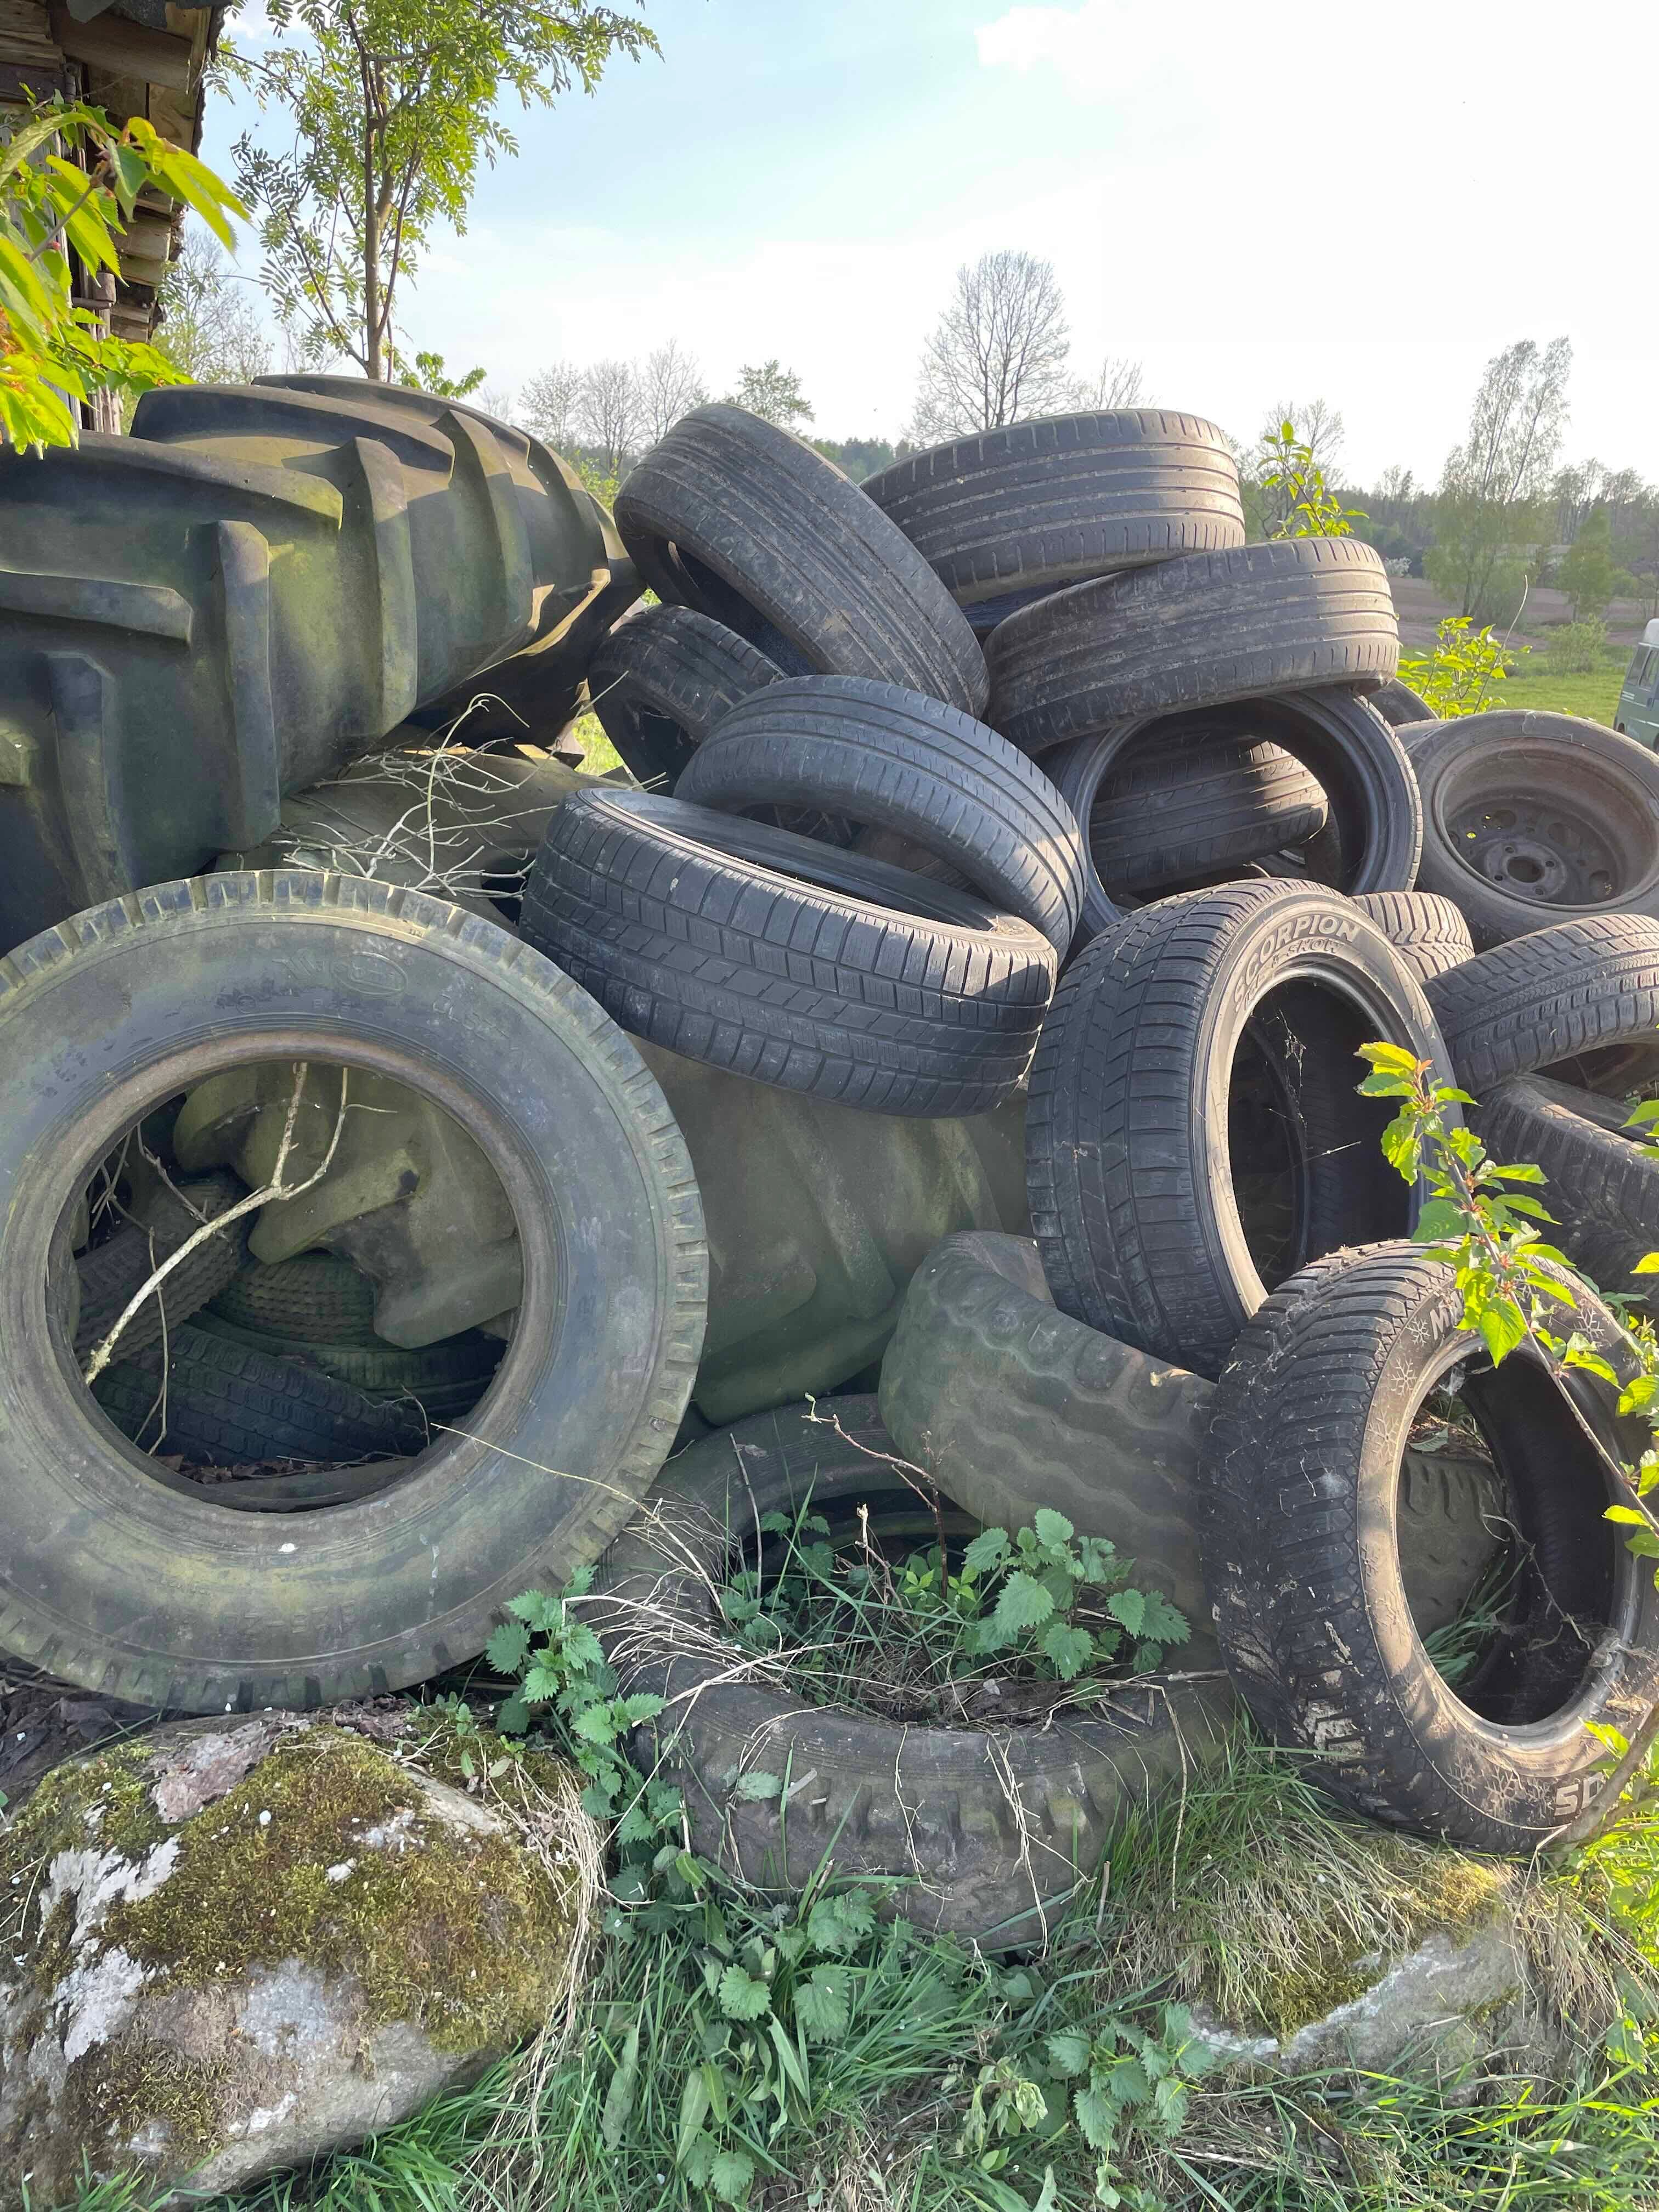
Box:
xmin=0 ymin=873 xmax=706 ymax=1712
xmin=593 ymin=1396 xmax=1235 ymax=1947
xmin=1201 ymin=1243 xmax=1659 ymax=1850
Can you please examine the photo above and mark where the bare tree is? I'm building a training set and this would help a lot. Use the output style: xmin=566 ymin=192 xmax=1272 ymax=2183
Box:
xmin=638 ymin=338 xmax=708 ymax=444
xmin=577 ymin=358 xmax=639 ymax=471
xmin=519 ymin=361 xmax=583 ymax=450
xmin=1075 ymin=354 xmax=1148 ymax=410
xmin=155 ymin=228 xmax=273 ymax=385
xmin=1428 ymin=337 xmax=1573 ymax=619
xmin=907 ymin=250 xmax=1073 ymax=443
xmin=1262 ymin=397 xmax=1346 ymax=478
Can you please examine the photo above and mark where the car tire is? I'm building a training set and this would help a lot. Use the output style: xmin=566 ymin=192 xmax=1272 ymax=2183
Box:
xmin=586 ymin=605 xmax=782 ymax=790
xmin=592 ymin=1395 xmax=1236 ymax=1947
xmin=1200 ymin=1242 xmax=1659 ymax=1850
xmin=0 ymin=871 xmax=706 ymax=1712
xmin=1407 ymin=711 xmax=1659 ymax=948
xmin=207 ymin=1253 xmax=382 ymax=1346
xmin=1368 ymin=676 xmax=1435 ymax=729
xmin=860 ymin=410 xmax=1245 ymax=608
xmin=1046 ymin=692 xmax=1421 ymax=944
xmin=72 ymin=1172 xmax=249 ymax=1367
xmin=985 ymin=539 xmax=1399 ymax=756
xmin=1027 ymin=882 xmax=1453 ymax=1376
xmin=1077 ymin=722 xmax=1328 ymax=901
xmin=1350 ymin=891 xmax=1474 ymax=985
xmin=1424 ymin=914 xmax=1659 ymax=1093
xmin=520 ymin=789 xmax=1054 ymax=1116
xmin=614 ymin=406 xmax=989 ymax=716
xmin=189 ymin=1310 xmax=503 ymax=1412
xmin=673 ymin=675 xmax=1087 ymax=954
xmin=1475 ymin=1076 xmax=1659 ymax=1310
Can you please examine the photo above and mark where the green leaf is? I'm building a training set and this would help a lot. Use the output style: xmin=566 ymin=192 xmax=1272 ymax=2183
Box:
xmin=1073 ymin=2082 xmax=1117 ymax=2152
xmin=484 ymin=1620 xmax=531 ymax=1675
xmin=1138 ymin=1591 xmax=1190 ymax=1645
xmin=992 ymin=1570 xmax=1055 ymax=1637
xmin=1106 ymin=1588 xmax=1146 ymax=1637
xmin=573 ymin=1701 xmax=619 ymax=1746
xmin=795 ymin=1964 xmax=853 ymax=2041
xmin=620 ymin=1692 xmax=666 ymax=1726
xmin=496 ymin=1694 xmax=530 ymax=1736
xmin=1486 ymin=1161 xmax=1547 ymax=1182
xmin=1046 ymin=2031 xmax=1091 ymax=2077
xmin=1108 ymin=2059 xmax=1150 ymax=2107
xmin=1605 ymin=1505 xmax=1656 ymax=1527
xmin=1412 ymin=1198 xmax=1469 ymax=1243
xmin=962 ymin=1527 xmax=1012 ymax=1575
xmin=1358 ymin=1040 xmax=1423 ymax=1074
xmin=1032 ymin=1508 xmax=1074 ymax=1548
xmin=1477 ymin=1298 xmax=1528 ymax=1365
xmin=733 ymin=1770 xmax=782 ymax=1802
xmin=601 ymin=2020 xmax=641 ymax=2149
xmin=718 ymin=1962 xmax=774 ymax=2022
xmin=807 ymin=1890 xmax=876 ymax=1956
xmin=709 ymin=2148 xmax=756 ymax=2205
xmin=675 ymin=2068 xmax=711 ymax=2165
xmin=1634 ymin=1255 xmax=1659 ymax=1275
xmin=1039 ymin=1621 xmax=1096 ymax=1680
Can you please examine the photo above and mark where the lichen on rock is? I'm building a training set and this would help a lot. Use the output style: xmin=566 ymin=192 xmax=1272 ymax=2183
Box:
xmin=0 ymin=1706 xmax=597 ymax=2207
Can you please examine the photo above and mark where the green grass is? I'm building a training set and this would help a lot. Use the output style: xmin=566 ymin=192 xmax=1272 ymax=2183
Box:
xmin=568 ymin=710 xmax=625 ymax=777
xmin=1489 ymin=650 xmax=1628 ymax=727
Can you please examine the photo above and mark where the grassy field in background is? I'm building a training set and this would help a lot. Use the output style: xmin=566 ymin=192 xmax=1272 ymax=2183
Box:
xmin=1496 ymin=650 xmax=1630 ymax=726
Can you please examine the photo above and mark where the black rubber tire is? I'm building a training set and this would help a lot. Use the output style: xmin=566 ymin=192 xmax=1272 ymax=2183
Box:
xmin=985 ymin=539 xmax=1399 ymax=756
xmin=591 ymin=1396 xmax=1236 ymax=1946
xmin=586 ymin=605 xmax=782 ymax=791
xmin=207 ymin=1253 xmax=381 ymax=1346
xmin=1074 ymin=721 xmax=1329 ymax=900
xmin=189 ymin=1310 xmax=503 ymax=1407
xmin=1407 ymin=712 xmax=1659 ymax=949
xmin=0 ymin=871 xmax=706 ymax=1713
xmin=879 ymin=1231 xmax=1505 ymax=1661
xmin=72 ymin=1173 xmax=249 ymax=1366
xmin=860 ymin=411 xmax=1245 ymax=609
xmin=1046 ymin=692 xmax=1422 ymax=944
xmin=673 ymin=676 xmax=1087 ymax=955
xmin=1424 ymin=914 xmax=1659 ymax=1093
xmin=1200 ymin=1242 xmax=1659 ymax=1850
xmin=95 ymin=1321 xmax=428 ymax=1463
xmin=1350 ymin=891 xmax=1474 ymax=985
xmin=1474 ymin=1076 xmax=1659 ymax=1308
xmin=520 ymin=789 xmax=1054 ymax=1116
xmin=615 ymin=405 xmax=989 ymax=716
xmin=1368 ymin=677 xmax=1435 ymax=729
xmin=1027 ymin=882 xmax=1452 ymax=1377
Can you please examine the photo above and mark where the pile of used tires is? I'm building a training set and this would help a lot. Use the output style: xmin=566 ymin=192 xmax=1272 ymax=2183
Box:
xmin=4 ymin=391 xmax=1658 ymax=1942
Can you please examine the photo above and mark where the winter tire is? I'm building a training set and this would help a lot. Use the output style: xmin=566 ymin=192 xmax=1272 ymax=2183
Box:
xmin=0 ymin=871 xmax=706 ymax=1712
xmin=1425 ymin=914 xmax=1659 ymax=1093
xmin=520 ymin=789 xmax=1054 ymax=1116
xmin=586 ymin=605 xmax=781 ymax=789
xmin=615 ymin=405 xmax=989 ymax=716
xmin=1046 ymin=692 xmax=1421 ymax=944
xmin=1350 ymin=891 xmax=1474 ymax=985
xmin=673 ymin=676 xmax=1087 ymax=954
xmin=1200 ymin=1242 xmax=1659 ymax=1852
xmin=1028 ymin=882 xmax=1453 ymax=1376
xmin=985 ymin=538 xmax=1399 ymax=756
xmin=592 ymin=1396 xmax=1235 ymax=1946
xmin=1475 ymin=1076 xmax=1659 ymax=1310
xmin=1407 ymin=712 xmax=1659 ymax=949
xmin=860 ymin=411 xmax=1245 ymax=608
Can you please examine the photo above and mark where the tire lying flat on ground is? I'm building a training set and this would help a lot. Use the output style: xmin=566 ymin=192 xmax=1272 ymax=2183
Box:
xmin=860 ymin=411 xmax=1245 ymax=608
xmin=0 ymin=872 xmax=706 ymax=1713
xmin=673 ymin=675 xmax=1087 ymax=954
xmin=1200 ymin=1242 xmax=1659 ymax=1852
xmin=1407 ymin=711 xmax=1659 ymax=949
xmin=521 ymin=789 xmax=1054 ymax=1116
xmin=207 ymin=1253 xmax=381 ymax=1346
xmin=615 ymin=405 xmax=989 ymax=716
xmin=586 ymin=605 xmax=782 ymax=790
xmin=1045 ymin=692 xmax=1421 ymax=943
xmin=591 ymin=1396 xmax=1236 ymax=1947
xmin=1425 ymin=913 xmax=1659 ymax=1093
xmin=985 ymin=538 xmax=1399 ymax=757
xmin=1027 ymin=882 xmax=1452 ymax=1377
xmin=1349 ymin=891 xmax=1474 ymax=986
xmin=1475 ymin=1076 xmax=1659 ymax=1310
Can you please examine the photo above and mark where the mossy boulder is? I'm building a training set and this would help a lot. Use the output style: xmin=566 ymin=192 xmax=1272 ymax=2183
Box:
xmin=0 ymin=1708 xmax=596 ymax=2206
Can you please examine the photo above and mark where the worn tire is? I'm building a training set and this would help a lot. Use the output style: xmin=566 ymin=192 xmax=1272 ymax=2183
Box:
xmin=985 ymin=539 xmax=1399 ymax=756
xmin=1368 ymin=677 xmax=1435 ymax=730
xmin=1425 ymin=914 xmax=1659 ymax=1093
xmin=592 ymin=1396 xmax=1235 ymax=1946
xmin=586 ymin=605 xmax=782 ymax=790
xmin=673 ymin=676 xmax=1087 ymax=954
xmin=95 ymin=1321 xmax=427 ymax=1463
xmin=1047 ymin=692 xmax=1421 ymax=943
xmin=1350 ymin=891 xmax=1474 ymax=985
xmin=615 ymin=406 xmax=989 ymax=716
xmin=1408 ymin=712 xmax=1659 ymax=949
xmin=521 ymin=789 xmax=1054 ymax=1115
xmin=1200 ymin=1243 xmax=1659 ymax=1850
xmin=207 ymin=1253 xmax=382 ymax=1346
xmin=0 ymin=871 xmax=706 ymax=1712
xmin=72 ymin=1173 xmax=249 ymax=1367
xmin=1475 ymin=1076 xmax=1659 ymax=1308
xmin=1028 ymin=882 xmax=1452 ymax=1376
xmin=860 ymin=411 xmax=1244 ymax=608
xmin=189 ymin=1310 xmax=503 ymax=1409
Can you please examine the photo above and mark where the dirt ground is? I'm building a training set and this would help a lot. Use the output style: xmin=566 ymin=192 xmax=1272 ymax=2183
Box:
xmin=1391 ymin=575 xmax=1652 ymax=652
xmin=0 ymin=1664 xmax=156 ymax=1813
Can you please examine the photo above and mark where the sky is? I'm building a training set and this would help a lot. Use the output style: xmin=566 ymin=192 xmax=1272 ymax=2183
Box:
xmin=205 ymin=0 xmax=1659 ymax=489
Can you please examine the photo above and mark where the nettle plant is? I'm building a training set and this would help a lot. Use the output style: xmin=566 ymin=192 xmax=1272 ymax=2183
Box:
xmin=1361 ymin=1041 xmax=1659 ymax=1823
xmin=720 ymin=1504 xmax=1188 ymax=1699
